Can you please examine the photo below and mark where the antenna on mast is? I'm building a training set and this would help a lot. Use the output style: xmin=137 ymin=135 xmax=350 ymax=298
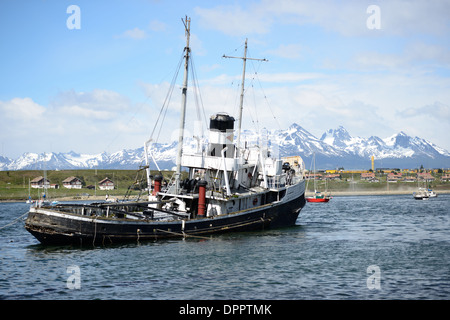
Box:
xmin=223 ymin=39 xmax=268 ymax=157
xmin=181 ymin=15 xmax=190 ymax=40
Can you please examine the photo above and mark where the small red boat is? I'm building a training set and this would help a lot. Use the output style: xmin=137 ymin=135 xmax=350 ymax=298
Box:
xmin=306 ymin=153 xmax=331 ymax=203
xmin=306 ymin=191 xmax=331 ymax=203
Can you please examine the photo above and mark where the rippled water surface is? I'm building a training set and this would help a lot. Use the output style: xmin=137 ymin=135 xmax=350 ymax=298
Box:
xmin=1 ymin=194 xmax=449 ymax=300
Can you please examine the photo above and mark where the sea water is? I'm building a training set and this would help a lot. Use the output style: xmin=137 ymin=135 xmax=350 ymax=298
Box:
xmin=0 ymin=195 xmax=449 ymax=300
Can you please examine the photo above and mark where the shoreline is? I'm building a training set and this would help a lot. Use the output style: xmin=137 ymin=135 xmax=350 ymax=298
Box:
xmin=2 ymin=189 xmax=449 ymax=203
xmin=328 ymin=190 xmax=450 ymax=196
xmin=0 ymin=195 xmax=124 ymax=203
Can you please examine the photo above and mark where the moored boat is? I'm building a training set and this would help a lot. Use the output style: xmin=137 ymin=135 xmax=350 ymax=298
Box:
xmin=305 ymin=152 xmax=331 ymax=203
xmin=413 ymin=188 xmax=429 ymax=200
xmin=306 ymin=191 xmax=331 ymax=203
xmin=24 ymin=17 xmax=307 ymax=245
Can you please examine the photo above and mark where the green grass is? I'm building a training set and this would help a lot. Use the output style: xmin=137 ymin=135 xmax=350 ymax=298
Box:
xmin=1 ymin=169 xmax=448 ymax=201
xmin=307 ymin=172 xmax=449 ymax=194
xmin=0 ymin=169 xmax=177 ymax=201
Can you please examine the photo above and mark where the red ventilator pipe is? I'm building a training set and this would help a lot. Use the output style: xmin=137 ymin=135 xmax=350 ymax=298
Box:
xmin=153 ymin=175 xmax=163 ymax=195
xmin=197 ymin=180 xmax=207 ymax=217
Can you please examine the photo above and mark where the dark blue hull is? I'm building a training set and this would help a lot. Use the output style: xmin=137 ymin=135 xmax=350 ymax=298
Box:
xmin=25 ymin=192 xmax=305 ymax=245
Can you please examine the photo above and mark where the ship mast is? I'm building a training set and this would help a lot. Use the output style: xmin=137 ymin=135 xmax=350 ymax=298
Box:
xmin=175 ymin=16 xmax=191 ymax=193
xmin=223 ymin=39 xmax=267 ymax=157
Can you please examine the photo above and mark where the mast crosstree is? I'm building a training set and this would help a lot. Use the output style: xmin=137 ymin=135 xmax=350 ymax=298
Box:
xmin=223 ymin=39 xmax=267 ymax=157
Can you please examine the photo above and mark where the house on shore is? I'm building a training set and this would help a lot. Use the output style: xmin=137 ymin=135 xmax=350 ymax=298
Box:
xmin=30 ymin=176 xmax=59 ymax=189
xmin=99 ymin=177 xmax=114 ymax=190
xmin=361 ymin=172 xmax=375 ymax=180
xmin=360 ymin=172 xmax=379 ymax=182
xmin=403 ymin=176 xmax=417 ymax=183
xmin=62 ymin=176 xmax=83 ymax=189
xmin=305 ymin=173 xmax=322 ymax=180
xmin=31 ymin=176 xmax=50 ymax=189
xmin=325 ymin=174 xmax=341 ymax=180
xmin=417 ymin=172 xmax=435 ymax=181
xmin=387 ymin=172 xmax=402 ymax=182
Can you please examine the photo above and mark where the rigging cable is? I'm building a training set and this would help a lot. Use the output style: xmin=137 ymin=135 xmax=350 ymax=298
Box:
xmin=142 ymin=51 xmax=184 ymax=172
xmin=0 ymin=212 xmax=28 ymax=230
xmin=254 ymin=70 xmax=282 ymax=131
xmin=153 ymin=51 xmax=185 ymax=144
xmin=248 ymin=54 xmax=282 ymax=131
xmin=189 ymin=54 xmax=209 ymax=132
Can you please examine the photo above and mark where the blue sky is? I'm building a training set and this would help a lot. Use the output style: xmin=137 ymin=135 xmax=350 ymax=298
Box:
xmin=1 ymin=0 xmax=449 ymax=159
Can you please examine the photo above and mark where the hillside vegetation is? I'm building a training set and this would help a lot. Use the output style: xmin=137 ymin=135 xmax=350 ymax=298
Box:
xmin=0 ymin=169 xmax=448 ymax=201
xmin=0 ymin=169 xmax=176 ymax=201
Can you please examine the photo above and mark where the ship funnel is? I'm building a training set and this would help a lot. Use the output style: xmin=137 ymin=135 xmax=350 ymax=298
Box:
xmin=208 ymin=113 xmax=235 ymax=158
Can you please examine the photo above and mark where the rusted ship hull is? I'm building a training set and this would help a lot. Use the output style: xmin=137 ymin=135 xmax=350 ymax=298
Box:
xmin=25 ymin=191 xmax=305 ymax=245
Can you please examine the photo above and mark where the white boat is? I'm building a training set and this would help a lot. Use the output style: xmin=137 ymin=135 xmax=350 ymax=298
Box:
xmin=25 ymin=178 xmax=35 ymax=203
xmin=413 ymin=188 xmax=429 ymax=200
xmin=305 ymin=153 xmax=331 ymax=203
xmin=427 ymin=189 xmax=437 ymax=198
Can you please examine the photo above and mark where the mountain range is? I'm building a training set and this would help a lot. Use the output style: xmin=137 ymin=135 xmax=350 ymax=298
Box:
xmin=1 ymin=124 xmax=449 ymax=171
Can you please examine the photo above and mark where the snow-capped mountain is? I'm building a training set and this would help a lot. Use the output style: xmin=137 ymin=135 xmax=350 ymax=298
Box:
xmin=275 ymin=124 xmax=343 ymax=157
xmin=318 ymin=127 xmax=450 ymax=168
xmin=0 ymin=155 xmax=12 ymax=171
xmin=1 ymin=124 xmax=449 ymax=171
xmin=320 ymin=126 xmax=353 ymax=149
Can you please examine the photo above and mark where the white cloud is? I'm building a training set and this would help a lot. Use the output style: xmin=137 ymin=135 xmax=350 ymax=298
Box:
xmin=197 ymin=72 xmax=323 ymax=87
xmin=50 ymin=89 xmax=131 ymax=117
xmin=149 ymin=20 xmax=167 ymax=32
xmin=262 ymin=0 xmax=369 ymax=36
xmin=265 ymin=43 xmax=305 ymax=59
xmin=194 ymin=69 xmax=450 ymax=151
xmin=195 ymin=0 xmax=366 ymax=37
xmin=195 ymin=4 xmax=272 ymax=36
xmin=394 ymin=101 xmax=450 ymax=151
xmin=354 ymin=52 xmax=406 ymax=70
xmin=0 ymin=97 xmax=45 ymax=121
xmin=0 ymin=97 xmax=50 ymax=157
xmin=195 ymin=0 xmax=450 ymax=37
xmin=401 ymin=101 xmax=450 ymax=121
xmin=115 ymin=27 xmax=147 ymax=39
xmin=255 ymin=72 xmax=323 ymax=83
xmin=189 ymin=33 xmax=206 ymax=56
xmin=3 ymin=0 xmax=450 ymax=158
xmin=380 ymin=0 xmax=450 ymax=36
xmin=353 ymin=42 xmax=450 ymax=72
xmin=0 ymin=89 xmax=152 ymax=158
xmin=57 ymin=105 xmax=115 ymax=120
xmin=406 ymin=42 xmax=450 ymax=67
